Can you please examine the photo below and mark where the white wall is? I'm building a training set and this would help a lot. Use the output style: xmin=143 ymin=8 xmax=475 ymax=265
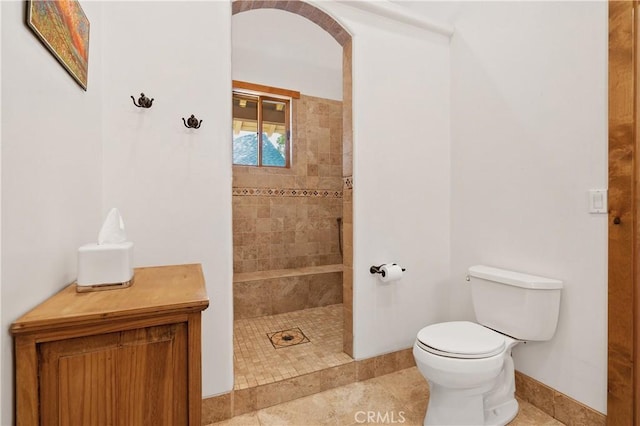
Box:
xmin=101 ymin=2 xmax=233 ymax=397
xmin=318 ymin=2 xmax=452 ymax=359
xmin=448 ymin=2 xmax=608 ymax=413
xmin=351 ymin=23 xmax=451 ymax=359
xmin=0 ymin=1 xmax=104 ymax=423
xmin=232 ymin=8 xmax=343 ymax=100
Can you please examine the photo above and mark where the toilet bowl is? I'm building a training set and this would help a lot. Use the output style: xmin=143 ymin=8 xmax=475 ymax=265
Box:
xmin=413 ymin=321 xmax=519 ymax=426
xmin=413 ymin=266 xmax=563 ymax=426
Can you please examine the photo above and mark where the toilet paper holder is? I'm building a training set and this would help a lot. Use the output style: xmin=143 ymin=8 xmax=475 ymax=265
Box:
xmin=370 ymin=263 xmax=406 ymax=277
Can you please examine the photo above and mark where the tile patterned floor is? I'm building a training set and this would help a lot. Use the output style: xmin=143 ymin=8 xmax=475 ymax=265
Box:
xmin=234 ymin=304 xmax=352 ymax=390
xmin=212 ymin=367 xmax=565 ymax=426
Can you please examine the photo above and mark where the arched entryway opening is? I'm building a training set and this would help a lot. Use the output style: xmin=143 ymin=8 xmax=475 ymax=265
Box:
xmin=230 ymin=0 xmax=355 ymax=400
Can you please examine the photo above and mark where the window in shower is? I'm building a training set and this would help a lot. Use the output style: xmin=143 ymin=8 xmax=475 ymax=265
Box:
xmin=232 ymin=81 xmax=297 ymax=168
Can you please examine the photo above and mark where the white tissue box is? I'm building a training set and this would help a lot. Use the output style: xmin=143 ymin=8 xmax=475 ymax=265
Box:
xmin=77 ymin=242 xmax=134 ymax=290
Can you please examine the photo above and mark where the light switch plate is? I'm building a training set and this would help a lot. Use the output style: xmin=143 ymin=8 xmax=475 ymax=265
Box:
xmin=588 ymin=189 xmax=608 ymax=214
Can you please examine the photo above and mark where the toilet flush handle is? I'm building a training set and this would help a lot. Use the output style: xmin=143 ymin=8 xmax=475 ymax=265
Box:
xmin=465 ymin=275 xmax=471 ymax=282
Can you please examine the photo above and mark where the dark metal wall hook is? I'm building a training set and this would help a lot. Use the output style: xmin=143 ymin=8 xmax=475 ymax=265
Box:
xmin=182 ymin=114 xmax=202 ymax=129
xmin=131 ymin=93 xmax=154 ymax=108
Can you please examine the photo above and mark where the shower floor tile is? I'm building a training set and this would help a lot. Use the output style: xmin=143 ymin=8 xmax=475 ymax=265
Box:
xmin=234 ymin=304 xmax=352 ymax=390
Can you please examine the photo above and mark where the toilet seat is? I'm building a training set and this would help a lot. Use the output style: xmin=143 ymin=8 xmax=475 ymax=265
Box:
xmin=416 ymin=321 xmax=506 ymax=359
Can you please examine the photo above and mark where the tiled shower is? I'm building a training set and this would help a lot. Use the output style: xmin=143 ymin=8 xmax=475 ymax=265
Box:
xmin=232 ymin=94 xmax=350 ymax=389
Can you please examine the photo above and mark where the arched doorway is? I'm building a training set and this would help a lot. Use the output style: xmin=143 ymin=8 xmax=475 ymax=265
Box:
xmin=230 ymin=0 xmax=355 ymax=390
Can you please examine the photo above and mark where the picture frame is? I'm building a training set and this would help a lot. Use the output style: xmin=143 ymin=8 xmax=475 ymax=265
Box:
xmin=27 ymin=0 xmax=90 ymax=90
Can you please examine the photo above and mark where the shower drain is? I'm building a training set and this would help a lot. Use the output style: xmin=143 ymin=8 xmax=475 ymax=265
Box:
xmin=267 ymin=327 xmax=310 ymax=349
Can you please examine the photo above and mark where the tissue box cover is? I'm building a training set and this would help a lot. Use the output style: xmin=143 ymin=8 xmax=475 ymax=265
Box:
xmin=77 ymin=242 xmax=134 ymax=287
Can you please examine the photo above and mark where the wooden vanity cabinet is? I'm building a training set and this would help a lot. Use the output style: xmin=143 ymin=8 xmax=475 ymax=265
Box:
xmin=11 ymin=264 xmax=209 ymax=426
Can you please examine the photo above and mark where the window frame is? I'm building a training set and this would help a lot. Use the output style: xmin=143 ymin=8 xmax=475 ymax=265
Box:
xmin=232 ymin=80 xmax=299 ymax=169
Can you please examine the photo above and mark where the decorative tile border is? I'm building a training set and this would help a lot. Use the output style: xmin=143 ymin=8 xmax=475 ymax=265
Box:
xmin=232 ymin=187 xmax=343 ymax=198
xmin=343 ymin=176 xmax=353 ymax=189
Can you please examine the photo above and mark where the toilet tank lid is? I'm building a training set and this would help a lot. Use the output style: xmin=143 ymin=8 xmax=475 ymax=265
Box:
xmin=468 ymin=265 xmax=563 ymax=290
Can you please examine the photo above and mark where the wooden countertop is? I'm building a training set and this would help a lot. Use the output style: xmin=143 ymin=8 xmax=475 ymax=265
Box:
xmin=11 ymin=264 xmax=209 ymax=335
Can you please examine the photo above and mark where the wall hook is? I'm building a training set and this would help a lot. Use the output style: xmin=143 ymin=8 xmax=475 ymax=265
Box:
xmin=182 ymin=114 xmax=202 ymax=129
xmin=131 ymin=93 xmax=154 ymax=108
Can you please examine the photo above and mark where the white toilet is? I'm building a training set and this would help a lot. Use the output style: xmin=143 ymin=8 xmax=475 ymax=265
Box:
xmin=413 ymin=265 xmax=563 ymax=426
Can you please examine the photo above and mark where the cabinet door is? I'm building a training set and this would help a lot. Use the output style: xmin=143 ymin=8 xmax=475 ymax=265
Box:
xmin=38 ymin=323 xmax=188 ymax=426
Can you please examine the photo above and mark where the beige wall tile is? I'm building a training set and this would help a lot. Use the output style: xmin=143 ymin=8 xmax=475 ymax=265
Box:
xmin=234 ymin=281 xmax=272 ymax=320
xmin=256 ymin=382 xmax=282 ymax=409
xmin=375 ymin=352 xmax=400 ymax=377
xmin=271 ymin=276 xmax=309 ymax=314
xmin=256 ymin=374 xmax=322 ymax=410
xmin=356 ymin=358 xmax=376 ymax=381
xmin=342 ymin=41 xmax=353 ymax=178
xmin=320 ymin=363 xmax=356 ymax=391
xmin=255 ymin=218 xmax=271 ymax=233
xmin=515 ymin=371 xmax=562 ymax=419
xmin=308 ymin=272 xmax=343 ymax=308
xmin=256 ymin=205 xmax=270 ymax=218
xmin=202 ymin=392 xmax=232 ymax=424
xmin=241 ymin=260 xmax=257 ymax=273
xmin=396 ymin=348 xmax=416 ymax=370
xmin=343 ymin=330 xmax=354 ymax=358
xmin=553 ymin=392 xmax=606 ymax=426
xmin=343 ymin=267 xmax=353 ymax=310
xmin=343 ymin=304 xmax=353 ymax=345
xmin=233 ymin=387 xmax=257 ymax=417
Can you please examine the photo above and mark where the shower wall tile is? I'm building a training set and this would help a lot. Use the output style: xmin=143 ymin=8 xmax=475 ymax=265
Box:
xmin=343 ymin=302 xmax=354 ymax=358
xmin=232 ymin=95 xmax=343 ymax=274
xmin=308 ymin=272 xmax=342 ymax=307
xmin=234 ymin=280 xmax=272 ymax=319
xmin=343 ymin=329 xmax=354 ymax=358
xmin=342 ymin=184 xmax=353 ymax=356
xmin=342 ymin=39 xmax=353 ymax=178
xmin=271 ymin=277 xmax=309 ymax=314
xmin=234 ymin=269 xmax=343 ymax=319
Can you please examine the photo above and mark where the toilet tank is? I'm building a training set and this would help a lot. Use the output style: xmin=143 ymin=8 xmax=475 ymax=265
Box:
xmin=469 ymin=265 xmax=563 ymax=341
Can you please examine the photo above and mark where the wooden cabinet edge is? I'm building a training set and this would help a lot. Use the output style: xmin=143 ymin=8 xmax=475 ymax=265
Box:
xmin=14 ymin=335 xmax=39 ymax=425
xmin=10 ymin=302 xmax=209 ymax=336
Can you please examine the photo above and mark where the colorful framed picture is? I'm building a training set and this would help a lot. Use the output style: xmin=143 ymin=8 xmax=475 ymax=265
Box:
xmin=27 ymin=0 xmax=90 ymax=90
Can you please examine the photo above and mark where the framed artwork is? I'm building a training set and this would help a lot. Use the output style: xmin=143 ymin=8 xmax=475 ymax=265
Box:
xmin=27 ymin=0 xmax=90 ymax=90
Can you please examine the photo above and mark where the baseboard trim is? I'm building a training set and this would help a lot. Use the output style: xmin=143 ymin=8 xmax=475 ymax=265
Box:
xmin=515 ymin=371 xmax=606 ymax=426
